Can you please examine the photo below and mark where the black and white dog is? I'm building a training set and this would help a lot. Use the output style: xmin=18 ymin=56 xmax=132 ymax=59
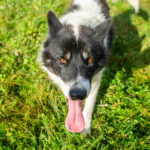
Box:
xmin=38 ymin=0 xmax=139 ymax=134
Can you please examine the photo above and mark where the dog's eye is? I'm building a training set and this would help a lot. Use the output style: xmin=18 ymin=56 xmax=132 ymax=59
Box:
xmin=88 ymin=58 xmax=93 ymax=64
xmin=60 ymin=58 xmax=67 ymax=64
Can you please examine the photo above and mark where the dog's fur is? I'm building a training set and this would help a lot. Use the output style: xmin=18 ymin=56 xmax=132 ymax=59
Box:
xmin=38 ymin=0 xmax=139 ymax=134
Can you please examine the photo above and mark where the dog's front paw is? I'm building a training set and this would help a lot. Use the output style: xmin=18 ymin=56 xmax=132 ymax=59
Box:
xmin=80 ymin=127 xmax=91 ymax=135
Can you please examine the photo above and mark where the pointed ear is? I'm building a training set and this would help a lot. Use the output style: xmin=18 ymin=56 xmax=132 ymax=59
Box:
xmin=47 ymin=10 xmax=63 ymax=37
xmin=94 ymin=18 xmax=113 ymax=45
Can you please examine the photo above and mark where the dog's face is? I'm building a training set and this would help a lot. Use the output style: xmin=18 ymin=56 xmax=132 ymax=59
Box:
xmin=40 ymin=11 xmax=112 ymax=101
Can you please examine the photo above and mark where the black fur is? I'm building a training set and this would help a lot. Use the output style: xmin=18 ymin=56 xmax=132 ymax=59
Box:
xmin=47 ymin=11 xmax=63 ymax=37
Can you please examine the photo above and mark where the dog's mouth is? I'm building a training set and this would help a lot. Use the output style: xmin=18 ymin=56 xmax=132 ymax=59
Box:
xmin=65 ymin=99 xmax=85 ymax=132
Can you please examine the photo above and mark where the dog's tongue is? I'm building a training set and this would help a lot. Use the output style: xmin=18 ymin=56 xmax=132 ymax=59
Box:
xmin=65 ymin=99 xmax=84 ymax=132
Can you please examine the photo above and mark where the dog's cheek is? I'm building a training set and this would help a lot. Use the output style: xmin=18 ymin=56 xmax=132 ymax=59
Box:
xmin=44 ymin=58 xmax=62 ymax=75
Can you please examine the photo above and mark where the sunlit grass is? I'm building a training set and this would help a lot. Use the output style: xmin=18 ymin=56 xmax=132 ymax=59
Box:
xmin=0 ymin=0 xmax=150 ymax=149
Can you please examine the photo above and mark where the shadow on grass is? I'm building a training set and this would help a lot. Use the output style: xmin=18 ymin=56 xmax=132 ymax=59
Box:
xmin=97 ymin=9 xmax=150 ymax=104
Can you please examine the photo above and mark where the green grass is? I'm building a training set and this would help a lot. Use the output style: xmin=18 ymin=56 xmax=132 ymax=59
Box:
xmin=0 ymin=0 xmax=150 ymax=149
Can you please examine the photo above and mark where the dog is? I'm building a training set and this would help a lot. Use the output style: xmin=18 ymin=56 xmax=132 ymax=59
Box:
xmin=38 ymin=0 xmax=139 ymax=134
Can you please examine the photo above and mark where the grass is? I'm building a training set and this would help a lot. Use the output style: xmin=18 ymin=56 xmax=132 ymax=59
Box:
xmin=0 ymin=0 xmax=150 ymax=149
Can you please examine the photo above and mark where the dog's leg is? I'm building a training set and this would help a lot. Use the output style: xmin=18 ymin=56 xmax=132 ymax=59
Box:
xmin=112 ymin=0 xmax=140 ymax=13
xmin=81 ymin=71 xmax=104 ymax=134
xmin=81 ymin=83 xmax=100 ymax=134
xmin=126 ymin=0 xmax=140 ymax=13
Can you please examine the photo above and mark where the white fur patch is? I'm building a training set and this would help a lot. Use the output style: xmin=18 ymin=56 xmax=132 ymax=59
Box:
xmin=60 ymin=0 xmax=106 ymax=41
xmin=73 ymin=25 xmax=79 ymax=41
xmin=104 ymin=35 xmax=108 ymax=48
xmin=60 ymin=1 xmax=106 ymax=28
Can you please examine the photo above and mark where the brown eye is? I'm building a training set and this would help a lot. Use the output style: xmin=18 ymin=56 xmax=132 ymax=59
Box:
xmin=88 ymin=58 xmax=93 ymax=64
xmin=60 ymin=58 xmax=67 ymax=63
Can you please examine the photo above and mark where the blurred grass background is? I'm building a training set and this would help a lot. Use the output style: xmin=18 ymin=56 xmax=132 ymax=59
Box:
xmin=0 ymin=0 xmax=150 ymax=149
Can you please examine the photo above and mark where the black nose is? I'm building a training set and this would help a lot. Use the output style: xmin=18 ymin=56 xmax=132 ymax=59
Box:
xmin=70 ymin=88 xmax=87 ymax=100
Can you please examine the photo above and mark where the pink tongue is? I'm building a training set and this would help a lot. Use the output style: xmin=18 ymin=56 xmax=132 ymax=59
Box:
xmin=65 ymin=99 xmax=85 ymax=132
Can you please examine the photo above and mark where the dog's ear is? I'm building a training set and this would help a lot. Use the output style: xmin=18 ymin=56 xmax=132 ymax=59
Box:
xmin=47 ymin=10 xmax=63 ymax=37
xmin=94 ymin=18 xmax=113 ymax=46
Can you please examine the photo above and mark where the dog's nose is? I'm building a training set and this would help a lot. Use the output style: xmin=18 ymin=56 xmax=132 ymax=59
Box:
xmin=70 ymin=88 xmax=87 ymax=100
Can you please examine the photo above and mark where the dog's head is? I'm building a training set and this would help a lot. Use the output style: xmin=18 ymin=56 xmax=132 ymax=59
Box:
xmin=39 ymin=11 xmax=112 ymax=101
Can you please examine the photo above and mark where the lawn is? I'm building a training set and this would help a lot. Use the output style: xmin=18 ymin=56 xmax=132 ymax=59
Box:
xmin=0 ymin=0 xmax=150 ymax=149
